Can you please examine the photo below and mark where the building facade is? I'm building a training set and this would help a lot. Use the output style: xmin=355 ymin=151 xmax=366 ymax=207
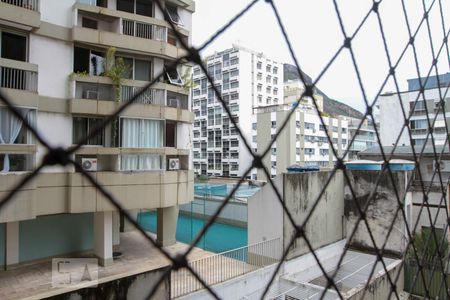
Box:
xmin=347 ymin=117 xmax=376 ymax=160
xmin=192 ymin=45 xmax=284 ymax=178
xmin=0 ymin=0 xmax=194 ymax=269
xmin=250 ymin=104 xmax=348 ymax=180
xmin=379 ymin=72 xmax=450 ymax=147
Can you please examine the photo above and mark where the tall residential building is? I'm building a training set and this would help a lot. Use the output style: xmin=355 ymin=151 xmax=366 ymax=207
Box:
xmin=0 ymin=0 xmax=194 ymax=271
xmin=379 ymin=72 xmax=450 ymax=147
xmin=284 ymin=79 xmax=324 ymax=112
xmin=192 ymin=45 xmax=284 ymax=178
xmin=347 ymin=117 xmax=376 ymax=160
xmin=250 ymin=104 xmax=348 ymax=180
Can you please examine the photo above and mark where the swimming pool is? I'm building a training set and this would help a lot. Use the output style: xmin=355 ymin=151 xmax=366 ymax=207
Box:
xmin=137 ymin=211 xmax=247 ymax=253
xmin=194 ymin=183 xmax=260 ymax=199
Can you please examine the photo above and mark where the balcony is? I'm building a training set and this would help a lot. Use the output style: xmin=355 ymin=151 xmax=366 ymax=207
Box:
xmin=73 ymin=3 xmax=188 ymax=59
xmin=0 ymin=58 xmax=39 ymax=107
xmin=69 ymin=75 xmax=192 ymax=122
xmin=0 ymin=168 xmax=194 ymax=222
xmin=0 ymin=0 xmax=40 ymax=29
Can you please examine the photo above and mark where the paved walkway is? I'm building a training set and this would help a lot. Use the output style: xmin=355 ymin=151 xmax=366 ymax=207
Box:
xmin=0 ymin=231 xmax=213 ymax=300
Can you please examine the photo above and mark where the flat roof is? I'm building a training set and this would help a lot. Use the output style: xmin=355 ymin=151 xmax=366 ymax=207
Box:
xmin=359 ymin=145 xmax=449 ymax=158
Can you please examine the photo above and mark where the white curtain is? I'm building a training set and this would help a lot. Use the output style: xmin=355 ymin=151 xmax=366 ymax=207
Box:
xmin=121 ymin=118 xmax=163 ymax=171
xmin=0 ymin=107 xmax=29 ymax=172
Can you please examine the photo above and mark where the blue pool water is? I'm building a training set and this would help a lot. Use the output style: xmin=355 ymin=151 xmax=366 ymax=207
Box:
xmin=138 ymin=211 xmax=247 ymax=253
xmin=194 ymin=183 xmax=260 ymax=199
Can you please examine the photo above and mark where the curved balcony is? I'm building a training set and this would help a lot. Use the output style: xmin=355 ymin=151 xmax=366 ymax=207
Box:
xmin=69 ymin=75 xmax=193 ymax=123
xmin=72 ymin=3 xmax=188 ymax=59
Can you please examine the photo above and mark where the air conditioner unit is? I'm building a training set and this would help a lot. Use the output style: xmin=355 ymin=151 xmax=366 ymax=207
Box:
xmin=168 ymin=158 xmax=180 ymax=170
xmin=434 ymin=160 xmax=450 ymax=172
xmin=81 ymin=158 xmax=98 ymax=171
xmin=84 ymin=90 xmax=99 ymax=100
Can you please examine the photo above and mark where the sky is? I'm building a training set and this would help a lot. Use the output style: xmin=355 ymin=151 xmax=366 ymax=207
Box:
xmin=191 ymin=0 xmax=450 ymax=113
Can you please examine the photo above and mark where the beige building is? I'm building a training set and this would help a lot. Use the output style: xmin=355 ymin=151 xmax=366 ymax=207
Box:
xmin=0 ymin=0 xmax=194 ymax=271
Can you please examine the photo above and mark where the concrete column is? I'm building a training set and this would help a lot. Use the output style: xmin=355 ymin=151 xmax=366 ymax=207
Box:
xmin=112 ymin=211 xmax=120 ymax=246
xmin=94 ymin=211 xmax=113 ymax=266
xmin=157 ymin=206 xmax=179 ymax=247
xmin=5 ymin=222 xmax=19 ymax=268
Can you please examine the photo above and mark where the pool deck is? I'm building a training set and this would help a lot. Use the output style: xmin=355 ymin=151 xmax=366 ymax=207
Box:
xmin=0 ymin=231 xmax=215 ymax=300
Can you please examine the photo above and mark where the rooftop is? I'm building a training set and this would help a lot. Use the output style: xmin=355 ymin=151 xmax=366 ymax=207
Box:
xmin=359 ymin=145 xmax=450 ymax=158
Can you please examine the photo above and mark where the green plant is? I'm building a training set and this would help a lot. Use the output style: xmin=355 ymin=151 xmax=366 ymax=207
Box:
xmin=408 ymin=227 xmax=449 ymax=263
xmin=181 ymin=66 xmax=197 ymax=92
xmin=69 ymin=70 xmax=89 ymax=80
xmin=103 ymin=47 xmax=130 ymax=146
xmin=198 ymin=175 xmax=209 ymax=182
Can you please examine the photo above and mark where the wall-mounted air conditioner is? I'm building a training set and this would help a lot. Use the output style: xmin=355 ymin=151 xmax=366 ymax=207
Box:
xmin=168 ymin=158 xmax=180 ymax=170
xmin=82 ymin=158 xmax=98 ymax=171
xmin=84 ymin=90 xmax=99 ymax=100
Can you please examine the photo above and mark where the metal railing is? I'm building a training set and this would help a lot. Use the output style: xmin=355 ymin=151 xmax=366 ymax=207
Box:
xmin=122 ymin=19 xmax=167 ymax=42
xmin=121 ymin=86 xmax=165 ymax=105
xmin=0 ymin=0 xmax=39 ymax=11
xmin=0 ymin=66 xmax=38 ymax=92
xmin=171 ymin=237 xmax=282 ymax=298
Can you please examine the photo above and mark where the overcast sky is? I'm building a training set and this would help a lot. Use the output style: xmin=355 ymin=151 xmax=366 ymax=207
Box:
xmin=191 ymin=0 xmax=450 ymax=113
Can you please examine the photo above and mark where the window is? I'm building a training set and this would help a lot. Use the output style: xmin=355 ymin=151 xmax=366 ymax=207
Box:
xmin=120 ymin=118 xmax=163 ymax=171
xmin=230 ymin=69 xmax=239 ymax=77
xmin=410 ymin=119 xmax=427 ymax=129
xmin=73 ymin=116 xmax=104 ymax=146
xmin=117 ymin=0 xmax=153 ymax=17
xmin=252 ymin=136 xmax=257 ymax=142
xmin=230 ymin=81 xmax=239 ymax=89
xmin=223 ymin=53 xmax=230 ymax=67
xmin=273 ymin=88 xmax=278 ymax=95
xmin=305 ymin=122 xmax=315 ymax=130
xmin=230 ymin=57 xmax=239 ymax=65
xmin=74 ymin=47 xmax=104 ymax=76
xmin=320 ymin=149 xmax=329 ymax=156
xmin=271 ymin=121 xmax=276 ymax=128
xmin=273 ymin=66 xmax=278 ymax=74
xmin=257 ymin=73 xmax=262 ymax=80
xmin=193 ymin=67 xmax=200 ymax=76
xmin=1 ymin=31 xmax=27 ymax=62
xmin=119 ymin=57 xmax=152 ymax=81
xmin=223 ymin=72 xmax=230 ymax=90
xmin=166 ymin=4 xmax=183 ymax=25
xmin=266 ymin=86 xmax=271 ymax=94
xmin=257 ymin=61 xmax=262 ymax=69
xmin=165 ymin=65 xmax=183 ymax=85
xmin=305 ymin=148 xmax=315 ymax=155
xmin=257 ymin=84 xmax=262 ymax=92
xmin=166 ymin=121 xmax=176 ymax=147
xmin=273 ymin=77 xmax=278 ymax=85
xmin=266 ymin=75 xmax=271 ymax=83
xmin=266 ymin=64 xmax=271 ymax=72
xmin=252 ymin=123 xmax=257 ymax=130
xmin=82 ymin=17 xmax=98 ymax=29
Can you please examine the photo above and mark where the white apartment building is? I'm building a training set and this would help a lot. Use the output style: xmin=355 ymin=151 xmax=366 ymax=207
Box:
xmin=192 ymin=45 xmax=284 ymax=178
xmin=379 ymin=73 xmax=450 ymax=147
xmin=347 ymin=117 xmax=376 ymax=160
xmin=0 ymin=0 xmax=194 ymax=270
xmin=284 ymin=79 xmax=324 ymax=112
xmin=250 ymin=104 xmax=348 ymax=180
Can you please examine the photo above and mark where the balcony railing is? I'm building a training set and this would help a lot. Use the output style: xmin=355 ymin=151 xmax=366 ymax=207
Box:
xmin=1 ymin=0 xmax=39 ymax=11
xmin=171 ymin=238 xmax=283 ymax=298
xmin=121 ymin=85 xmax=165 ymax=105
xmin=122 ymin=19 xmax=167 ymax=42
xmin=0 ymin=58 xmax=38 ymax=92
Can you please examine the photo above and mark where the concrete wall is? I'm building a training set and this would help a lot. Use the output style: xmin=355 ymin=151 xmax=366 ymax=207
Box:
xmin=48 ymin=266 xmax=170 ymax=300
xmin=345 ymin=170 xmax=410 ymax=257
xmin=19 ymin=213 xmax=94 ymax=263
xmin=248 ymin=176 xmax=283 ymax=246
xmin=379 ymin=93 xmax=410 ymax=147
xmin=283 ymin=171 xmax=345 ymax=260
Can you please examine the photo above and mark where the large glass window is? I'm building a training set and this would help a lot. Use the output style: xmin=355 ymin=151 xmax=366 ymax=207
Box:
xmin=74 ymin=47 xmax=104 ymax=76
xmin=120 ymin=118 xmax=163 ymax=171
xmin=117 ymin=0 xmax=152 ymax=17
xmin=73 ymin=116 xmax=104 ymax=146
xmin=166 ymin=4 xmax=183 ymax=25
xmin=1 ymin=31 xmax=27 ymax=62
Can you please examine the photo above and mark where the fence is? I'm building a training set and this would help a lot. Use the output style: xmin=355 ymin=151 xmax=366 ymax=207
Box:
xmin=404 ymin=259 xmax=450 ymax=299
xmin=0 ymin=0 xmax=449 ymax=299
xmin=122 ymin=19 xmax=167 ymax=42
xmin=0 ymin=66 xmax=38 ymax=92
xmin=171 ymin=237 xmax=282 ymax=298
xmin=121 ymin=85 xmax=165 ymax=105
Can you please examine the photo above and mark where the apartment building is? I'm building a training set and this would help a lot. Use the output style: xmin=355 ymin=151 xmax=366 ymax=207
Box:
xmin=192 ymin=45 xmax=284 ymax=178
xmin=250 ymin=104 xmax=348 ymax=180
xmin=284 ymin=79 xmax=324 ymax=112
xmin=379 ymin=72 xmax=450 ymax=147
xmin=347 ymin=117 xmax=376 ymax=160
xmin=0 ymin=0 xmax=194 ymax=270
